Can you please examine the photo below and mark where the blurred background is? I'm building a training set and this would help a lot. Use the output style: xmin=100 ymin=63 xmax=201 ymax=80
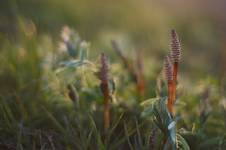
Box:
xmin=0 ymin=0 xmax=226 ymax=149
xmin=1 ymin=0 xmax=226 ymax=80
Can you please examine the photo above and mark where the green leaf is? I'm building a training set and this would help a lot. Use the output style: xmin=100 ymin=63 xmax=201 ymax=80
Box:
xmin=140 ymin=97 xmax=160 ymax=117
xmin=176 ymin=134 xmax=190 ymax=150
xmin=108 ymin=79 xmax=116 ymax=96
xmin=55 ymin=60 xmax=84 ymax=74
xmin=140 ymin=97 xmax=159 ymax=107
xmin=66 ymin=42 xmax=77 ymax=58
xmin=168 ymin=121 xmax=177 ymax=149
xmin=79 ymin=41 xmax=89 ymax=62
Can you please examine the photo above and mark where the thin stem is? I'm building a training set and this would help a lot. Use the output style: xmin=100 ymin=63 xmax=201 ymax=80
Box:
xmin=99 ymin=53 xmax=110 ymax=134
xmin=101 ymin=82 xmax=110 ymax=133
xmin=172 ymin=62 xmax=178 ymax=103
xmin=112 ymin=41 xmax=143 ymax=97
xmin=167 ymin=80 xmax=174 ymax=115
xmin=136 ymin=49 xmax=145 ymax=97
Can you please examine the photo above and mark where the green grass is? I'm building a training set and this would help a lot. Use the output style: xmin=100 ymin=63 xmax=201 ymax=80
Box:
xmin=0 ymin=24 xmax=226 ymax=150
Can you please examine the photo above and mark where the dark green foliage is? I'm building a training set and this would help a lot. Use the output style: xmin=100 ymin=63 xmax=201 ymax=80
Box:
xmin=0 ymin=24 xmax=225 ymax=149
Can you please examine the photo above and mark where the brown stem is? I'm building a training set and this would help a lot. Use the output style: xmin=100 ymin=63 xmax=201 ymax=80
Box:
xmin=111 ymin=40 xmax=133 ymax=72
xmin=112 ymin=41 xmax=144 ymax=97
xmin=167 ymin=80 xmax=174 ymax=115
xmin=99 ymin=53 xmax=110 ymax=134
xmin=101 ymin=82 xmax=110 ymax=133
xmin=136 ymin=49 xmax=145 ymax=97
xmin=172 ymin=62 xmax=178 ymax=104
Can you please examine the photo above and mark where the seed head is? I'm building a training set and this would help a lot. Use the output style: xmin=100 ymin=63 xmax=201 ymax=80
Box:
xmin=170 ymin=29 xmax=181 ymax=62
xmin=164 ymin=55 xmax=173 ymax=82
xmin=98 ymin=53 xmax=109 ymax=83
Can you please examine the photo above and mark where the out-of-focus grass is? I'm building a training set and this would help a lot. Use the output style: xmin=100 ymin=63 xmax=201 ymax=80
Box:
xmin=0 ymin=22 xmax=225 ymax=149
xmin=0 ymin=1 xmax=226 ymax=149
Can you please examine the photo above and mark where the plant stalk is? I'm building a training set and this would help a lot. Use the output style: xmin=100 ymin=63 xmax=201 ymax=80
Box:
xmin=101 ymin=82 xmax=110 ymax=133
xmin=167 ymin=80 xmax=174 ymax=115
xmin=172 ymin=62 xmax=178 ymax=104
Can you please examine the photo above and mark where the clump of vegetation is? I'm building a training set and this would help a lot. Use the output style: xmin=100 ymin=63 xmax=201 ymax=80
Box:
xmin=0 ymin=24 xmax=226 ymax=150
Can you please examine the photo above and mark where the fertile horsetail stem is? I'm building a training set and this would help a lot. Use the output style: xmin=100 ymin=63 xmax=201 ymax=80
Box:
xmin=99 ymin=53 xmax=110 ymax=132
xmin=170 ymin=29 xmax=181 ymax=104
xmin=164 ymin=55 xmax=174 ymax=115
